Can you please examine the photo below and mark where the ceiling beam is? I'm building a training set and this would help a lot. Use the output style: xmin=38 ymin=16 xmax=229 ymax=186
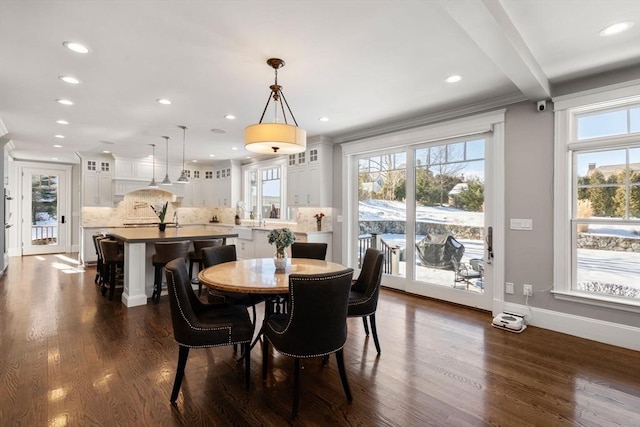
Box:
xmin=440 ymin=0 xmax=551 ymax=101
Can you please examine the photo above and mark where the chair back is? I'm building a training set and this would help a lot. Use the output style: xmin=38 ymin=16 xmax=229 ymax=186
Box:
xmin=164 ymin=258 xmax=210 ymax=344
xmin=268 ymin=269 xmax=354 ymax=357
xmin=99 ymin=239 xmax=121 ymax=263
xmin=291 ymin=242 xmax=328 ymax=260
xmin=93 ymin=235 xmax=108 ymax=259
xmin=192 ymin=239 xmax=223 ymax=259
xmin=201 ymin=244 xmax=237 ymax=268
xmin=153 ymin=240 xmax=191 ymax=264
xmin=351 ymin=248 xmax=384 ymax=310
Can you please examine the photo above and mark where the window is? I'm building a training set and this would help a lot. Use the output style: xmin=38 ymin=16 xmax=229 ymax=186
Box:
xmin=554 ymin=82 xmax=640 ymax=309
xmin=243 ymin=161 xmax=285 ymax=220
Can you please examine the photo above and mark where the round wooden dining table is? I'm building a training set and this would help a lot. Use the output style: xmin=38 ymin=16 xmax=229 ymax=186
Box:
xmin=197 ymin=257 xmax=348 ymax=294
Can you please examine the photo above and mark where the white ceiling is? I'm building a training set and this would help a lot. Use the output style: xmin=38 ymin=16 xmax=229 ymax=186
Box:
xmin=1 ymin=0 xmax=639 ymax=165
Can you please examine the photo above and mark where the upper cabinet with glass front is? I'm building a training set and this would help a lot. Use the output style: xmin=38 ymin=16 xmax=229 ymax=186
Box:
xmin=287 ymin=139 xmax=333 ymax=207
xmin=82 ymin=156 xmax=112 ymax=206
xmin=211 ymin=160 xmax=240 ymax=207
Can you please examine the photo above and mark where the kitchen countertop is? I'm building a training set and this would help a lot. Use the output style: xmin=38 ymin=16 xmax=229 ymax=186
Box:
xmin=105 ymin=226 xmax=238 ymax=243
xmin=83 ymin=223 xmax=332 ymax=236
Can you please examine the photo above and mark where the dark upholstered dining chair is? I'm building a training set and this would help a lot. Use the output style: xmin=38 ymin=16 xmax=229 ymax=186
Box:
xmin=99 ymin=239 xmax=124 ymax=301
xmin=188 ymin=238 xmax=223 ymax=294
xmin=164 ymin=258 xmax=254 ymax=403
xmin=262 ymin=268 xmax=354 ymax=419
xmin=348 ymin=248 xmax=384 ymax=354
xmin=201 ymin=245 xmax=263 ymax=325
xmin=290 ymin=242 xmax=328 ymax=260
xmin=152 ymin=240 xmax=191 ymax=303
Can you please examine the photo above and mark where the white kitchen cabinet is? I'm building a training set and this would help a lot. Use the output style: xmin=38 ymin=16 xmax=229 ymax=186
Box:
xmin=202 ymin=169 xmax=215 ymax=206
xmin=83 ymin=158 xmax=112 ymax=206
xmin=180 ymin=167 xmax=203 ymax=206
xmin=236 ymin=239 xmax=254 ymax=259
xmin=213 ymin=160 xmax=240 ymax=207
xmin=286 ymin=140 xmax=332 ymax=207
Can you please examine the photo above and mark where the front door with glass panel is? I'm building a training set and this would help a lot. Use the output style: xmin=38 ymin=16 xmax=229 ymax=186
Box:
xmin=22 ymin=167 xmax=68 ymax=255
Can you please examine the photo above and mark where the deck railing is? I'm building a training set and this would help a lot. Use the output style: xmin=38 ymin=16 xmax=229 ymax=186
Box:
xmin=358 ymin=232 xmax=400 ymax=275
xmin=32 ymin=225 xmax=57 ymax=245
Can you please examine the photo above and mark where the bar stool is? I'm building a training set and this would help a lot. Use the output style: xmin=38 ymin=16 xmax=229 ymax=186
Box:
xmin=92 ymin=234 xmax=106 ymax=285
xmin=152 ymin=240 xmax=191 ymax=303
xmin=188 ymin=239 xmax=223 ymax=294
xmin=99 ymin=239 xmax=124 ymax=300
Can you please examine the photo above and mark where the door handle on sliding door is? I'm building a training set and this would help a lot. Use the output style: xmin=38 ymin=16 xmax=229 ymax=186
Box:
xmin=486 ymin=226 xmax=494 ymax=264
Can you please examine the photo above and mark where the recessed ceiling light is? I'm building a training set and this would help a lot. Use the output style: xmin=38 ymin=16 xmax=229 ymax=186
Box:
xmin=51 ymin=157 xmax=58 ymax=160
xmin=54 ymin=134 xmax=65 ymax=139
xmin=231 ymin=147 xmax=238 ymax=150
xmin=319 ymin=117 xmax=329 ymax=122
xmin=246 ymin=156 xmax=252 ymax=159
xmin=210 ymin=128 xmax=226 ymax=134
xmin=62 ymin=41 xmax=89 ymax=54
xmin=225 ymin=114 xmax=236 ymax=120
xmin=192 ymin=160 xmax=198 ymax=163
xmin=445 ymin=75 xmax=462 ymax=83
xmin=59 ymin=76 xmax=80 ymax=84
xmin=102 ymin=150 xmax=111 ymax=154
xmin=208 ymin=154 xmax=215 ymax=158
xmin=599 ymin=21 xmax=634 ymax=36
xmin=56 ymin=99 xmax=74 ymax=105
xmin=156 ymin=98 xmax=172 ymax=105
xmin=56 ymin=120 xmax=69 ymax=125
xmin=53 ymin=144 xmax=62 ymax=148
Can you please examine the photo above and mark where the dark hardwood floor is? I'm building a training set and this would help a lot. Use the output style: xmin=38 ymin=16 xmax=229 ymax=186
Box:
xmin=1 ymin=254 xmax=638 ymax=426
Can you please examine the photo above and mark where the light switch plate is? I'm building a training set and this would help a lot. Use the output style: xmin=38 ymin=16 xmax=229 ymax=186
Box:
xmin=510 ymin=218 xmax=533 ymax=230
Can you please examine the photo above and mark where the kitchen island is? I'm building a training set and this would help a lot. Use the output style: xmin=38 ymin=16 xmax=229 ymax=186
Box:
xmin=106 ymin=226 xmax=238 ymax=307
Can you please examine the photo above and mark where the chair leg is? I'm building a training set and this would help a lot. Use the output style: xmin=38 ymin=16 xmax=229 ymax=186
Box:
xmin=108 ymin=263 xmax=116 ymax=300
xmin=292 ymin=358 xmax=300 ymax=419
xmin=262 ymin=337 xmax=269 ymax=380
xmin=101 ymin=263 xmax=109 ymax=296
xmin=362 ymin=316 xmax=370 ymax=336
xmin=95 ymin=259 xmax=102 ymax=284
xmin=153 ymin=265 xmax=162 ymax=303
xmin=335 ymin=349 xmax=353 ymax=402
xmin=170 ymin=346 xmax=190 ymax=403
xmin=244 ymin=342 xmax=251 ymax=390
xmin=369 ymin=314 xmax=381 ymax=354
xmin=188 ymin=259 xmax=194 ymax=283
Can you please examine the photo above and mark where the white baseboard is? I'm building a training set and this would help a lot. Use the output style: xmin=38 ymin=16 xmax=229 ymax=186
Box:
xmin=503 ymin=302 xmax=640 ymax=351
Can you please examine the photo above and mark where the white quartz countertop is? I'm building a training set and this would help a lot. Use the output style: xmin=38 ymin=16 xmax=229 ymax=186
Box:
xmin=82 ymin=222 xmax=331 ymax=236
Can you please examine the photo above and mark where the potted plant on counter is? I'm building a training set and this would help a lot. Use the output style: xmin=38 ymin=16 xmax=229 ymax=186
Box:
xmin=151 ymin=200 xmax=169 ymax=231
xmin=268 ymin=228 xmax=295 ymax=271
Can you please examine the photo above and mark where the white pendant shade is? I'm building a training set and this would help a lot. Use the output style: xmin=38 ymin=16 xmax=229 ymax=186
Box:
xmin=244 ymin=123 xmax=306 ymax=154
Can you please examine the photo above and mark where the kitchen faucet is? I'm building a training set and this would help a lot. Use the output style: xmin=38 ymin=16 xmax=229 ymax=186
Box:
xmin=173 ymin=211 xmax=179 ymax=228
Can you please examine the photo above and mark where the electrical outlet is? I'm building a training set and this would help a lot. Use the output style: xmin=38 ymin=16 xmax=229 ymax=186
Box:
xmin=505 ymin=282 xmax=514 ymax=294
xmin=523 ymin=284 xmax=533 ymax=296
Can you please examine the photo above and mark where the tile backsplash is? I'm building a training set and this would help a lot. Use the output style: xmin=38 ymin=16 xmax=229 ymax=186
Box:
xmin=81 ymin=195 xmax=332 ymax=233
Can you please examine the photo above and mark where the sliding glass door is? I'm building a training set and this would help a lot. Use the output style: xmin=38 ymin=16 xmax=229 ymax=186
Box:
xmin=346 ymin=111 xmax=503 ymax=311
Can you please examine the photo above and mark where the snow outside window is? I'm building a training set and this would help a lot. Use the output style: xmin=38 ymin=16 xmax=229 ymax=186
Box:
xmin=553 ymin=82 xmax=640 ymax=311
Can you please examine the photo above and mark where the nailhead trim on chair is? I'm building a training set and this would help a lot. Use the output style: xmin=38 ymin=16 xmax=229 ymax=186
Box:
xmin=266 ymin=269 xmax=353 ymax=358
xmin=165 ymin=268 xmax=250 ymax=349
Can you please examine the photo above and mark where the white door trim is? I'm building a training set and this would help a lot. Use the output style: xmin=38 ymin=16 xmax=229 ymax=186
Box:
xmin=17 ymin=161 xmax=72 ymax=255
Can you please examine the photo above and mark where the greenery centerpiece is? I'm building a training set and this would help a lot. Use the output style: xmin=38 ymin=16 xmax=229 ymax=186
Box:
xmin=151 ymin=200 xmax=169 ymax=231
xmin=268 ymin=228 xmax=295 ymax=271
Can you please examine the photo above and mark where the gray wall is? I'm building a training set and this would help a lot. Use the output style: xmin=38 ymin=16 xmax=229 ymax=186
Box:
xmin=504 ymin=101 xmax=639 ymax=327
xmin=332 ymin=68 xmax=640 ymax=330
